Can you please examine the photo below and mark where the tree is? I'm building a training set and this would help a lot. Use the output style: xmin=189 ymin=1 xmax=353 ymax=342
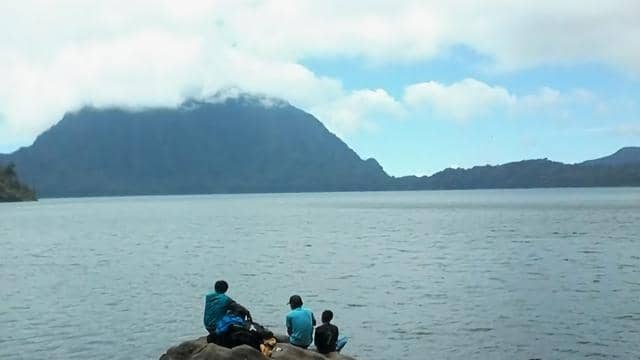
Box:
xmin=3 ymin=163 xmax=16 ymax=178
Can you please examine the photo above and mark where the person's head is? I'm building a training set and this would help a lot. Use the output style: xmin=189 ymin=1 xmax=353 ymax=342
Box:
xmin=288 ymin=295 xmax=303 ymax=309
xmin=321 ymin=310 xmax=333 ymax=323
xmin=214 ymin=280 xmax=228 ymax=294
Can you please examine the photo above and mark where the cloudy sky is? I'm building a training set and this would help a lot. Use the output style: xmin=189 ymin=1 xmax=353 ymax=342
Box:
xmin=1 ymin=0 xmax=639 ymax=175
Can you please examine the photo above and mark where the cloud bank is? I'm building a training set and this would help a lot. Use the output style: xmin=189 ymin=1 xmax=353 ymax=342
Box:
xmin=1 ymin=0 xmax=638 ymax=143
xmin=403 ymin=79 xmax=598 ymax=122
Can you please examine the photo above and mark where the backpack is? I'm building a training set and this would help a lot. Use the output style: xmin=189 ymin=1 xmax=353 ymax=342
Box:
xmin=227 ymin=320 xmax=275 ymax=350
xmin=215 ymin=314 xmax=245 ymax=336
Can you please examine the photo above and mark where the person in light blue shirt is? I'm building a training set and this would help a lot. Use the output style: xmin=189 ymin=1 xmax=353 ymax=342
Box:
xmin=285 ymin=294 xmax=316 ymax=349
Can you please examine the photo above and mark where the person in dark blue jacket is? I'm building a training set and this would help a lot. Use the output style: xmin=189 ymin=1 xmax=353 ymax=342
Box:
xmin=203 ymin=280 xmax=251 ymax=344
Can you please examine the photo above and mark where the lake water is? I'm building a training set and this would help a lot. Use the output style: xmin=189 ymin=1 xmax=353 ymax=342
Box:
xmin=1 ymin=188 xmax=639 ymax=360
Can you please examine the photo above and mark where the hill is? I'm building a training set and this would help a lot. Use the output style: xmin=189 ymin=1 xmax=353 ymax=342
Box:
xmin=0 ymin=96 xmax=392 ymax=197
xmin=579 ymin=147 xmax=640 ymax=167
xmin=400 ymin=157 xmax=640 ymax=190
xmin=0 ymin=164 xmax=37 ymax=202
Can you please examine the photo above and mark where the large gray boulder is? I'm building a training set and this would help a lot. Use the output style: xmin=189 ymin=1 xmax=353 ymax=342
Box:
xmin=159 ymin=337 xmax=358 ymax=360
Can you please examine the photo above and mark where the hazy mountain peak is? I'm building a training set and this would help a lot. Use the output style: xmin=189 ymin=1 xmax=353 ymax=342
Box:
xmin=188 ymin=89 xmax=290 ymax=110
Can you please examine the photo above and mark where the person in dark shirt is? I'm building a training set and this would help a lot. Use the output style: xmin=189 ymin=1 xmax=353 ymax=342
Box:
xmin=314 ymin=310 xmax=348 ymax=354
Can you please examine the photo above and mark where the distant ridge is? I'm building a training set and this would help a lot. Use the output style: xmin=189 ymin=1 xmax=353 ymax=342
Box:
xmin=396 ymin=157 xmax=640 ymax=190
xmin=1 ymin=94 xmax=639 ymax=197
xmin=579 ymin=147 xmax=640 ymax=167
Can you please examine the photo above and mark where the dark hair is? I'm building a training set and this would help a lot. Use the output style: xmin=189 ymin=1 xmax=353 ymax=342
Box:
xmin=288 ymin=295 xmax=303 ymax=308
xmin=214 ymin=280 xmax=228 ymax=293
xmin=321 ymin=310 xmax=333 ymax=323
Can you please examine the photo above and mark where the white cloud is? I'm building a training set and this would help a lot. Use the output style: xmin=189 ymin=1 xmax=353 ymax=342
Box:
xmin=452 ymin=1 xmax=640 ymax=72
xmin=0 ymin=0 xmax=639 ymax=145
xmin=311 ymin=89 xmax=405 ymax=135
xmin=208 ymin=0 xmax=640 ymax=71
xmin=403 ymin=78 xmax=601 ymax=122
xmin=204 ymin=49 xmax=344 ymax=110
xmin=0 ymin=29 xmax=205 ymax=137
xmin=404 ymin=78 xmax=515 ymax=121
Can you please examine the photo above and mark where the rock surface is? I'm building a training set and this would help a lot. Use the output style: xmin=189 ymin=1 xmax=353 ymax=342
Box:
xmin=159 ymin=337 xmax=358 ymax=360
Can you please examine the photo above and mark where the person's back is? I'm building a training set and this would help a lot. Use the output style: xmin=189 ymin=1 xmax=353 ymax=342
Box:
xmin=314 ymin=324 xmax=338 ymax=353
xmin=314 ymin=310 xmax=347 ymax=354
xmin=203 ymin=281 xmax=232 ymax=332
xmin=203 ymin=280 xmax=251 ymax=345
xmin=285 ymin=295 xmax=316 ymax=349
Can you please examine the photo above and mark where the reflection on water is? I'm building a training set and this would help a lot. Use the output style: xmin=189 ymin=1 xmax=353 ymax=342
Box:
xmin=1 ymin=188 xmax=639 ymax=359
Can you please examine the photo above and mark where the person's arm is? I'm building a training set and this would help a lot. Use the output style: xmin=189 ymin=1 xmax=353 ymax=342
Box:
xmin=286 ymin=314 xmax=292 ymax=336
xmin=310 ymin=313 xmax=316 ymax=340
xmin=227 ymin=298 xmax=251 ymax=320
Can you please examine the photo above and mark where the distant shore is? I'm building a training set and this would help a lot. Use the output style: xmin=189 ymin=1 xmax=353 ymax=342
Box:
xmin=23 ymin=184 xmax=639 ymax=200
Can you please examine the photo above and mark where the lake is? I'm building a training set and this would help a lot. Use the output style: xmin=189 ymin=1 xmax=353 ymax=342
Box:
xmin=1 ymin=188 xmax=639 ymax=359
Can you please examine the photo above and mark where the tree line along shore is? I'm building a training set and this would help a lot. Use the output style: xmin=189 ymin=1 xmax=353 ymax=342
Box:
xmin=0 ymin=163 xmax=36 ymax=202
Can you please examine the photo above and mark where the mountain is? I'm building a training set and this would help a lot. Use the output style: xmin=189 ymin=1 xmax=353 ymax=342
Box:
xmin=0 ymin=163 xmax=36 ymax=202
xmin=579 ymin=147 xmax=640 ymax=167
xmin=400 ymin=157 xmax=640 ymax=190
xmin=0 ymin=96 xmax=392 ymax=197
xmin=1 ymin=95 xmax=639 ymax=198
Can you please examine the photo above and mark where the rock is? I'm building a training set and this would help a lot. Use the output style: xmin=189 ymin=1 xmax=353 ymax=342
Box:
xmin=159 ymin=337 xmax=261 ymax=360
xmin=159 ymin=337 xmax=359 ymax=360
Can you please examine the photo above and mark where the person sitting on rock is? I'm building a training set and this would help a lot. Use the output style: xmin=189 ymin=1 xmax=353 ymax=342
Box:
xmin=285 ymin=295 xmax=316 ymax=349
xmin=314 ymin=310 xmax=348 ymax=354
xmin=203 ymin=280 xmax=251 ymax=345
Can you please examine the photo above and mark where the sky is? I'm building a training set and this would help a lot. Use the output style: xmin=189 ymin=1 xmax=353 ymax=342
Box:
xmin=1 ymin=0 xmax=639 ymax=176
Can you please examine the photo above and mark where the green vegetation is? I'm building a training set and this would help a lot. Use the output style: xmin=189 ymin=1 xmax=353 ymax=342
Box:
xmin=0 ymin=164 xmax=37 ymax=202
